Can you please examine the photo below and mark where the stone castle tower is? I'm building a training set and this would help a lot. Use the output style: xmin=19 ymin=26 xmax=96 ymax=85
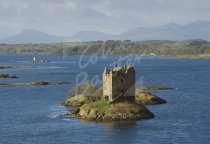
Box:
xmin=103 ymin=65 xmax=135 ymax=102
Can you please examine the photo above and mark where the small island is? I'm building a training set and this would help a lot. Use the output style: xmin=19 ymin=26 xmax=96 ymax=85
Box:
xmin=0 ymin=73 xmax=18 ymax=78
xmin=71 ymin=100 xmax=154 ymax=121
xmin=0 ymin=65 xmax=32 ymax=69
xmin=136 ymin=91 xmax=167 ymax=105
xmin=0 ymin=81 xmax=70 ymax=87
xmin=142 ymin=86 xmax=175 ymax=91
xmin=64 ymin=65 xmax=173 ymax=121
xmin=30 ymin=57 xmax=49 ymax=63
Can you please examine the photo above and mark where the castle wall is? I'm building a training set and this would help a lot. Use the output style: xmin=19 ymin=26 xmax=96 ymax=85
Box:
xmin=125 ymin=68 xmax=135 ymax=97
xmin=103 ymin=66 xmax=135 ymax=102
xmin=112 ymin=72 xmax=126 ymax=100
xmin=103 ymin=72 xmax=112 ymax=100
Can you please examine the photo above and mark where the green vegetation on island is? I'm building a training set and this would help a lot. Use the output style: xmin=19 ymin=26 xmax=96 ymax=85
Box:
xmin=64 ymin=94 xmax=89 ymax=107
xmin=64 ymin=81 xmax=101 ymax=107
xmin=64 ymin=81 xmax=174 ymax=121
xmin=71 ymin=100 xmax=154 ymax=121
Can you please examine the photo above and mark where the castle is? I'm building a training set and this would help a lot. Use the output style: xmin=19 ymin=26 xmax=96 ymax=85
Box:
xmin=103 ymin=65 xmax=135 ymax=102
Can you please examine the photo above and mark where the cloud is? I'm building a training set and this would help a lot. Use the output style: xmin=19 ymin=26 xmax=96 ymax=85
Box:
xmin=0 ymin=0 xmax=210 ymax=38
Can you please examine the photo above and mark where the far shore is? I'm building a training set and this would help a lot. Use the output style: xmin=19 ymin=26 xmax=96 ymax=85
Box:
xmin=175 ymin=54 xmax=210 ymax=59
xmin=0 ymin=39 xmax=210 ymax=60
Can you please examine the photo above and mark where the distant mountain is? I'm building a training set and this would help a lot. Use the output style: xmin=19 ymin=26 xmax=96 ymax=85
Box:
xmin=70 ymin=30 xmax=115 ymax=41
xmin=1 ymin=20 xmax=210 ymax=44
xmin=0 ymin=29 xmax=69 ymax=44
xmin=118 ymin=20 xmax=210 ymax=41
xmin=70 ymin=21 xmax=210 ymax=41
xmin=0 ymin=29 xmax=114 ymax=44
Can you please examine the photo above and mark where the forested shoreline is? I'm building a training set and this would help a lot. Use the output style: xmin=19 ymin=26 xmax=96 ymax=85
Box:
xmin=1 ymin=39 xmax=210 ymax=58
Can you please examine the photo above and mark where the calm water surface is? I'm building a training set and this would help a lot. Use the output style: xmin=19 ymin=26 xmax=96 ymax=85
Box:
xmin=0 ymin=54 xmax=210 ymax=144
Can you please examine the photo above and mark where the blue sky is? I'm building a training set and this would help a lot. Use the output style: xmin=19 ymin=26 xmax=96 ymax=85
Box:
xmin=0 ymin=0 xmax=210 ymax=38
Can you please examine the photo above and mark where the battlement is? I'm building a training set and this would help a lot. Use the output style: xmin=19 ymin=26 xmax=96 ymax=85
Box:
xmin=103 ymin=65 xmax=133 ymax=74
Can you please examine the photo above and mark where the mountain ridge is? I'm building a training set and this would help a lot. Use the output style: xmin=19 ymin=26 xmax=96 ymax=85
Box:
xmin=1 ymin=20 xmax=210 ymax=44
xmin=0 ymin=29 xmax=69 ymax=44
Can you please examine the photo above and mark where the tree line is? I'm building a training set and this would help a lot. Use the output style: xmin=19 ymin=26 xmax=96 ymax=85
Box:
xmin=0 ymin=39 xmax=210 ymax=57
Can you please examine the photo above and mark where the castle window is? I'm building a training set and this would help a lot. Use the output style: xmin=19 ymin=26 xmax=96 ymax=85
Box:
xmin=121 ymin=79 xmax=123 ymax=83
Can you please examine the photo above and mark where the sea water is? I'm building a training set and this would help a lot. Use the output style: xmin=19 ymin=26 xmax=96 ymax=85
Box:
xmin=0 ymin=54 xmax=210 ymax=144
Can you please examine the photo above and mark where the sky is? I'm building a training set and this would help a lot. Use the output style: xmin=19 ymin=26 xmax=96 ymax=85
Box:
xmin=0 ymin=0 xmax=210 ymax=38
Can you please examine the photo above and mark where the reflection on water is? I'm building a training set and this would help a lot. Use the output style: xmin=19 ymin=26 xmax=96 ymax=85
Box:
xmin=80 ymin=119 xmax=136 ymax=128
